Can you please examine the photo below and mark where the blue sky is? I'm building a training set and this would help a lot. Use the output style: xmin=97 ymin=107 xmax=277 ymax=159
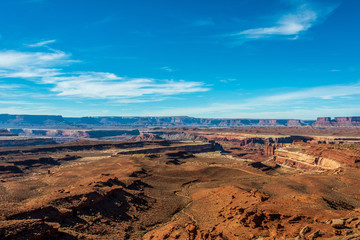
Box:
xmin=0 ymin=0 xmax=359 ymax=119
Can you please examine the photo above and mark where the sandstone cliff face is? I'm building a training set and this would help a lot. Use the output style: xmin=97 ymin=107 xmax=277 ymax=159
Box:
xmin=304 ymin=144 xmax=360 ymax=168
xmin=274 ymin=148 xmax=342 ymax=169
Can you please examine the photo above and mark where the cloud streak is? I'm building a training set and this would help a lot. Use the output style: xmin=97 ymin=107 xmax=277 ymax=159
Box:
xmin=47 ymin=73 xmax=208 ymax=99
xmin=27 ymin=39 xmax=56 ymax=47
xmin=230 ymin=1 xmax=339 ymax=42
xmin=0 ymin=47 xmax=209 ymax=102
xmin=161 ymin=66 xmax=174 ymax=72
xmin=0 ymin=49 xmax=70 ymax=70
xmin=235 ymin=5 xmax=317 ymax=38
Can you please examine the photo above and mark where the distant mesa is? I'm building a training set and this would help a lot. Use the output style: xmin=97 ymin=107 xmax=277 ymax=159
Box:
xmin=0 ymin=129 xmax=18 ymax=136
xmin=1 ymin=114 xmax=360 ymax=128
xmin=0 ymin=114 xmax=68 ymax=128
xmin=313 ymin=117 xmax=360 ymax=127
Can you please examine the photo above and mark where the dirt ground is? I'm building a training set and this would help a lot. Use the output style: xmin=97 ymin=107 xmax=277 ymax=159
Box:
xmin=0 ymin=134 xmax=360 ymax=239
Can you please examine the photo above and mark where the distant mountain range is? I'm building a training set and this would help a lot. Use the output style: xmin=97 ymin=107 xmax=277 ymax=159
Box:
xmin=0 ymin=114 xmax=359 ymax=128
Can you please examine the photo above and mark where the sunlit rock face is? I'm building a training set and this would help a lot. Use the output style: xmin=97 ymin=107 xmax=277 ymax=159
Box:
xmin=313 ymin=117 xmax=360 ymax=127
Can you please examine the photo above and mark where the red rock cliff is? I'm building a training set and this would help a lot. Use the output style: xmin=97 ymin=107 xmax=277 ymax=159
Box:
xmin=313 ymin=116 xmax=360 ymax=127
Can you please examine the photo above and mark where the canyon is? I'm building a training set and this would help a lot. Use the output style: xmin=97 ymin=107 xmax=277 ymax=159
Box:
xmin=0 ymin=127 xmax=359 ymax=239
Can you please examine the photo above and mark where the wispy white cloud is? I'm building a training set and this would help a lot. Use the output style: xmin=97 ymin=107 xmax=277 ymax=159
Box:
xmin=0 ymin=49 xmax=72 ymax=81
xmin=161 ymin=66 xmax=174 ymax=72
xmin=0 ymin=83 xmax=21 ymax=89
xmin=0 ymin=48 xmax=209 ymax=102
xmin=48 ymin=73 xmax=208 ymax=99
xmin=26 ymin=39 xmax=56 ymax=47
xmin=0 ymin=49 xmax=70 ymax=69
xmin=220 ymin=78 xmax=237 ymax=83
xmin=235 ymin=6 xmax=317 ymax=38
xmin=230 ymin=1 xmax=339 ymax=42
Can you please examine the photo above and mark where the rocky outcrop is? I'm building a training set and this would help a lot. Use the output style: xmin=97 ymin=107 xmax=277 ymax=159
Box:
xmin=0 ymin=177 xmax=154 ymax=240
xmin=265 ymin=144 xmax=275 ymax=155
xmin=130 ymin=133 xmax=163 ymax=141
xmin=273 ymin=147 xmax=343 ymax=170
xmin=304 ymin=144 xmax=360 ymax=168
xmin=0 ymin=220 xmax=59 ymax=240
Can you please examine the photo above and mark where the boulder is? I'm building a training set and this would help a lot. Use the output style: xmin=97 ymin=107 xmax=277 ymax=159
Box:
xmin=331 ymin=219 xmax=345 ymax=229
